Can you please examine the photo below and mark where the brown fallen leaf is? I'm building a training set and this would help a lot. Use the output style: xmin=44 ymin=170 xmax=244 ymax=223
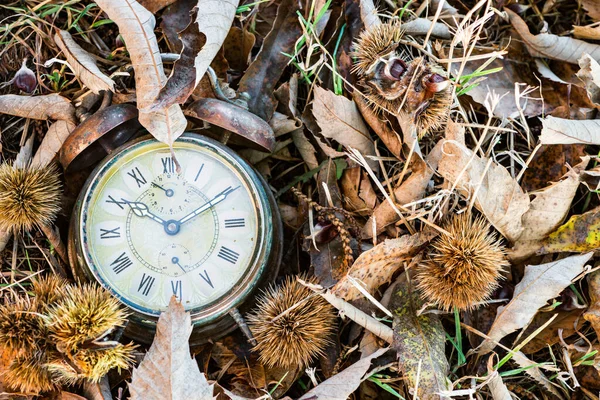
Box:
xmin=438 ymin=140 xmax=530 ymax=243
xmin=291 ymin=129 xmax=319 ymax=170
xmin=521 ymin=144 xmax=587 ymax=192
xmin=584 ymin=270 xmax=600 ymax=339
xmin=237 ymin=0 xmax=303 ymax=122
xmin=507 ymin=8 xmax=600 ymax=64
xmin=129 ymin=297 xmax=215 ymax=399
xmin=353 ymin=92 xmax=402 ymax=158
xmin=298 ymin=347 xmax=388 ymax=400
xmin=478 ymin=252 xmax=593 ymax=354
xmin=510 ymin=158 xmax=589 ymax=260
xmin=312 ymin=87 xmax=378 ymax=171
xmin=153 ymin=0 xmax=239 ymax=109
xmin=95 ymin=0 xmax=186 ymax=147
xmin=0 ymin=94 xmax=75 ymax=122
xmin=54 ymin=30 xmax=115 ymax=94
xmin=522 ymin=308 xmax=585 ymax=354
xmin=362 ymin=139 xmax=443 ymax=238
xmin=332 ymin=229 xmax=436 ymax=301
xmin=581 ymin=0 xmax=600 ymax=21
xmin=138 ymin=0 xmax=177 ymax=13
xmin=31 ymin=120 xmax=76 ymax=169
xmin=223 ymin=26 xmax=255 ymax=73
xmin=341 ymin=167 xmax=377 ymax=216
xmin=389 ymin=275 xmax=449 ymax=399
xmin=573 ymin=25 xmax=600 ymax=41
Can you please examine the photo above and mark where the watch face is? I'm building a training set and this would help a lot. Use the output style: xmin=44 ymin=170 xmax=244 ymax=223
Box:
xmin=79 ymin=135 xmax=270 ymax=318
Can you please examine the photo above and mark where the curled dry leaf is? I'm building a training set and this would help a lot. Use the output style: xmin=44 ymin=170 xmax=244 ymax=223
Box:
xmin=0 ymin=94 xmax=75 ymax=123
xmin=298 ymin=347 xmax=388 ymax=400
xmin=401 ymin=18 xmax=451 ymax=39
xmin=510 ymin=157 xmax=589 ymax=260
xmin=237 ymin=0 xmax=303 ymax=122
xmin=389 ymin=275 xmax=449 ymax=400
xmin=291 ymin=129 xmax=319 ymax=170
xmin=540 ymin=116 xmax=600 ymax=145
xmin=577 ymin=53 xmax=600 ymax=105
xmin=478 ymin=252 xmax=593 ymax=354
xmin=362 ymin=139 xmax=443 ymax=238
xmin=573 ymin=25 xmax=600 ymax=41
xmin=95 ymin=0 xmax=186 ymax=147
xmin=312 ymin=87 xmax=378 ymax=171
xmin=507 ymin=8 xmax=600 ymax=64
xmin=54 ymin=30 xmax=115 ymax=94
xmin=438 ymin=140 xmax=530 ymax=243
xmin=153 ymin=0 xmax=239 ymax=109
xmin=353 ymin=92 xmax=402 ymax=158
xmin=129 ymin=297 xmax=215 ymax=400
xmin=332 ymin=229 xmax=436 ymax=301
xmin=486 ymin=357 xmax=511 ymax=400
xmin=31 ymin=120 xmax=76 ymax=169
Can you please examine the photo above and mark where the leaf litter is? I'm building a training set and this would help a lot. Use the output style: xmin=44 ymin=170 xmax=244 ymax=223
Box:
xmin=4 ymin=0 xmax=600 ymax=399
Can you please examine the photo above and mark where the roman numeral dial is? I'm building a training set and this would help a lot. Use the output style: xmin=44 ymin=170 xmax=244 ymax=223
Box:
xmin=83 ymin=140 xmax=263 ymax=317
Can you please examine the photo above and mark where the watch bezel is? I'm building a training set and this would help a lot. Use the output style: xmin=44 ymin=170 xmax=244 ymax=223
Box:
xmin=74 ymin=133 xmax=274 ymax=327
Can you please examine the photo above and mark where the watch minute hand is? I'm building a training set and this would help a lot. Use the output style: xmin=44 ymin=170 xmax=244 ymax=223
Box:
xmin=178 ymin=186 xmax=239 ymax=224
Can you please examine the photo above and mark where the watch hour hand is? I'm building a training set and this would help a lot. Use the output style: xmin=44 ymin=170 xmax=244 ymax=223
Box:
xmin=121 ymin=199 xmax=166 ymax=225
xmin=178 ymin=186 xmax=239 ymax=225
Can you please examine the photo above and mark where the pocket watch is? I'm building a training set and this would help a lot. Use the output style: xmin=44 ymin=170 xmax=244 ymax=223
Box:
xmin=66 ymin=132 xmax=282 ymax=344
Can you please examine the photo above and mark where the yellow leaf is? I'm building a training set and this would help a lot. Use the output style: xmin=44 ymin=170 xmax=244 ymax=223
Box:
xmin=540 ymin=208 xmax=600 ymax=253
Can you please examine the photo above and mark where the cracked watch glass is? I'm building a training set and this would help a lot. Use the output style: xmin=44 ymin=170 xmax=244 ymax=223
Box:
xmin=78 ymin=135 xmax=269 ymax=317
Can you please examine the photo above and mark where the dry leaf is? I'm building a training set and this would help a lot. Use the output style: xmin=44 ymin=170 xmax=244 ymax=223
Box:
xmin=31 ymin=120 xmax=76 ymax=168
xmin=438 ymin=140 xmax=530 ymax=242
xmin=298 ymin=347 xmax=388 ymax=400
xmin=577 ymin=53 xmax=600 ymax=105
xmin=479 ymin=253 xmax=593 ymax=354
xmin=510 ymin=158 xmax=589 ymax=260
xmin=573 ymin=25 xmax=600 ymax=41
xmin=291 ymin=129 xmax=319 ymax=170
xmin=312 ymin=87 xmax=378 ymax=171
xmin=362 ymin=139 xmax=443 ymax=238
xmin=0 ymin=94 xmax=75 ymax=122
xmin=401 ymin=18 xmax=451 ymax=39
xmin=581 ymin=0 xmax=600 ymax=21
xmin=584 ymin=270 xmax=600 ymax=338
xmin=138 ymin=0 xmax=178 ymax=13
xmin=540 ymin=206 xmax=600 ymax=254
xmin=507 ymin=8 xmax=600 ymax=64
xmin=153 ymin=0 xmax=239 ymax=109
xmin=332 ymin=230 xmax=436 ymax=301
xmin=54 ymin=30 xmax=115 ymax=94
xmin=389 ymin=276 xmax=449 ymax=399
xmin=486 ymin=357 xmax=512 ymax=400
xmin=95 ymin=0 xmax=186 ymax=147
xmin=540 ymin=116 xmax=600 ymax=145
xmin=129 ymin=297 xmax=216 ymax=400
xmin=354 ymin=92 xmax=402 ymax=158
xmin=512 ymin=352 xmax=564 ymax=399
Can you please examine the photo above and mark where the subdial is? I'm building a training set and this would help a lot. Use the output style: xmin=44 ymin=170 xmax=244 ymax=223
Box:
xmin=157 ymin=244 xmax=193 ymax=277
xmin=146 ymin=174 xmax=196 ymax=217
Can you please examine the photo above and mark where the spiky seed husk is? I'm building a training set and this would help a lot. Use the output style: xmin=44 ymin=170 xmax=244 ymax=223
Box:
xmin=32 ymin=275 xmax=70 ymax=310
xmin=46 ymin=284 xmax=128 ymax=353
xmin=47 ymin=344 xmax=136 ymax=384
xmin=0 ymin=296 xmax=47 ymax=356
xmin=352 ymin=21 xmax=452 ymax=136
xmin=247 ymin=276 xmax=337 ymax=369
xmin=4 ymin=353 xmax=56 ymax=394
xmin=416 ymin=214 xmax=508 ymax=311
xmin=0 ymin=163 xmax=61 ymax=232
